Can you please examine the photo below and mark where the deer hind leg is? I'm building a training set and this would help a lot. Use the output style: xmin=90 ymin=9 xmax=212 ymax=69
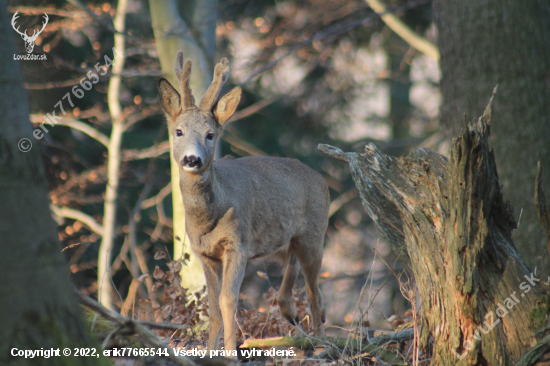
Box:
xmin=294 ymin=235 xmax=325 ymax=336
xmin=277 ymin=253 xmax=300 ymax=325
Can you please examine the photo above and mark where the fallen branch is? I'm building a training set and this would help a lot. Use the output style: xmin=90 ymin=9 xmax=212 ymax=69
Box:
xmin=314 ymin=329 xmax=414 ymax=362
xmin=240 ymin=336 xmax=315 ymax=350
xmin=319 ymin=268 xmax=397 ymax=284
xmin=240 ymin=328 xmax=414 ymax=362
xmin=515 ymin=332 xmax=550 ymax=366
xmin=77 ymin=291 xmax=197 ymax=366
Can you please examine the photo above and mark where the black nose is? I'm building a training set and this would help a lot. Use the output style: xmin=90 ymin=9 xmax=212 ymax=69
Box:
xmin=183 ymin=155 xmax=202 ymax=168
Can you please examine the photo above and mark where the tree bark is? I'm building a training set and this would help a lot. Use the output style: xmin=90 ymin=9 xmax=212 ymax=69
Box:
xmin=319 ymin=90 xmax=539 ymax=365
xmin=0 ymin=2 xmax=109 ymax=364
xmin=384 ymin=31 xmax=413 ymax=153
xmin=98 ymin=0 xmax=128 ymax=311
xmin=434 ymin=0 xmax=550 ymax=268
xmin=149 ymin=0 xmax=217 ymax=289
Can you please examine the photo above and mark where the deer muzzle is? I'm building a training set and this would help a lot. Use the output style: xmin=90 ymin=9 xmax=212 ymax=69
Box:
xmin=183 ymin=155 xmax=202 ymax=170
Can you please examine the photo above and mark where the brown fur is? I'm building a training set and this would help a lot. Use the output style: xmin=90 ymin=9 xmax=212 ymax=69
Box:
xmin=158 ymin=52 xmax=329 ymax=358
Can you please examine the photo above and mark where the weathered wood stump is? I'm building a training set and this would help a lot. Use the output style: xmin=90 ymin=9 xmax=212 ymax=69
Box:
xmin=319 ymin=89 xmax=540 ymax=365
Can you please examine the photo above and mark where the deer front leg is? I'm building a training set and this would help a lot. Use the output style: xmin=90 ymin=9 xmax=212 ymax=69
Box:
xmin=201 ymin=257 xmax=223 ymax=351
xmin=219 ymin=249 xmax=247 ymax=358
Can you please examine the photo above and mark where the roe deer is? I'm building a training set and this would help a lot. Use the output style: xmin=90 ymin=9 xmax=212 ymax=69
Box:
xmin=157 ymin=51 xmax=329 ymax=357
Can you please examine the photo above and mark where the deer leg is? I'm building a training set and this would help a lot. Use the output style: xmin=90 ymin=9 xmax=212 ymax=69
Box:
xmin=219 ymin=250 xmax=247 ymax=358
xmin=295 ymin=237 xmax=325 ymax=336
xmin=277 ymin=253 xmax=300 ymax=326
xmin=201 ymin=258 xmax=223 ymax=350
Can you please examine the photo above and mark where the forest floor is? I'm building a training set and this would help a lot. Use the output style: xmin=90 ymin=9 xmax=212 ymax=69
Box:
xmin=82 ymin=250 xmax=433 ymax=366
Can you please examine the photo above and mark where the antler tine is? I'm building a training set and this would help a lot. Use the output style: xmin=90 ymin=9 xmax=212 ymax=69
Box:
xmin=199 ymin=58 xmax=230 ymax=111
xmin=11 ymin=11 xmax=26 ymax=36
xmin=38 ymin=13 xmax=49 ymax=34
xmin=174 ymin=51 xmax=195 ymax=110
xmin=30 ymin=14 xmax=48 ymax=38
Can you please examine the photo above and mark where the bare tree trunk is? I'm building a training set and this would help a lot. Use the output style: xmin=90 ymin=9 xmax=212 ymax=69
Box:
xmin=98 ymin=0 xmax=129 ymax=311
xmin=149 ymin=0 xmax=217 ymax=289
xmin=434 ymin=0 xmax=550 ymax=268
xmin=384 ymin=31 xmax=413 ymax=149
xmin=0 ymin=2 xmax=109 ymax=364
xmin=320 ymin=90 xmax=538 ymax=365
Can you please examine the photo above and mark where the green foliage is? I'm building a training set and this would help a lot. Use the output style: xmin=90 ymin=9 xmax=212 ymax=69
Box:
xmin=530 ymin=294 xmax=550 ymax=331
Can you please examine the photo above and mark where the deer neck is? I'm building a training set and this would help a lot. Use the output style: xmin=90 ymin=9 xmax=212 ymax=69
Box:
xmin=178 ymin=163 xmax=222 ymax=231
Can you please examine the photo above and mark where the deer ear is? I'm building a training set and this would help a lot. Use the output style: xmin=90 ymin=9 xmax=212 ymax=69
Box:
xmin=158 ymin=78 xmax=181 ymax=120
xmin=212 ymin=87 xmax=242 ymax=124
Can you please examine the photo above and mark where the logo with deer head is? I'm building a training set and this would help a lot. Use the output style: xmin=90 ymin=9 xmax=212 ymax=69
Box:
xmin=11 ymin=11 xmax=48 ymax=54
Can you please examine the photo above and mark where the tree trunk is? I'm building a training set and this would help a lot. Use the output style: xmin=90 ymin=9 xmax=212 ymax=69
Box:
xmin=434 ymin=0 xmax=550 ymax=268
xmin=149 ymin=0 xmax=217 ymax=289
xmin=0 ymin=2 xmax=109 ymax=365
xmin=98 ymin=0 xmax=128 ymax=311
xmin=319 ymin=90 xmax=539 ymax=365
xmin=384 ymin=31 xmax=413 ymax=154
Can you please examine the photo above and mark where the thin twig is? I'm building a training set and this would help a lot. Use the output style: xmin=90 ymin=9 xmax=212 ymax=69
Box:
xmin=222 ymin=131 xmax=267 ymax=157
xmin=138 ymin=319 xmax=190 ymax=332
xmin=141 ymin=182 xmax=172 ymax=209
xmin=329 ymin=189 xmax=358 ymax=217
xmin=122 ymin=141 xmax=170 ymax=161
xmin=319 ymin=268 xmax=395 ymax=284
xmin=364 ymin=0 xmax=439 ymax=61
xmin=76 ymin=291 xmax=197 ymax=366
xmin=120 ymin=278 xmax=140 ymax=317
xmin=66 ymin=0 xmax=137 ymax=41
xmin=135 ymin=244 xmax=154 ymax=294
xmin=25 ymin=78 xmax=89 ymax=90
xmin=51 ymin=204 xmax=104 ymax=236
xmin=70 ymin=260 xmax=98 ymax=273
xmin=67 ymin=241 xmax=93 ymax=268
xmin=30 ymin=115 xmax=110 ymax=147
xmin=8 ymin=6 xmax=83 ymax=17
xmin=227 ymin=96 xmax=279 ymax=123
xmin=127 ymin=183 xmax=153 ymax=278
xmin=239 ymin=0 xmax=430 ymax=86
xmin=123 ymin=106 xmax=160 ymax=131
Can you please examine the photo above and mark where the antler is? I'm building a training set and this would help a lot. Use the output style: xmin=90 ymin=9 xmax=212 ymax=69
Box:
xmin=174 ymin=51 xmax=195 ymax=110
xmin=199 ymin=58 xmax=230 ymax=111
xmin=11 ymin=12 xmax=48 ymax=41
xmin=11 ymin=11 xmax=27 ymax=37
xmin=31 ymin=13 xmax=49 ymax=40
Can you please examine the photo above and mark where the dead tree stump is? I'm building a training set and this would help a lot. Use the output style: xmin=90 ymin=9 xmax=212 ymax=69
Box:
xmin=319 ymin=89 xmax=540 ymax=365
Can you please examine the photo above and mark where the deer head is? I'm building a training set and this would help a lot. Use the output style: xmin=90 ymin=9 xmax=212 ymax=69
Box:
xmin=158 ymin=52 xmax=242 ymax=174
xmin=11 ymin=11 xmax=49 ymax=54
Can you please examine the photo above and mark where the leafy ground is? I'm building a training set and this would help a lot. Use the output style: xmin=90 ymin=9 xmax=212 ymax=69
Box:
xmin=82 ymin=251 xmax=432 ymax=366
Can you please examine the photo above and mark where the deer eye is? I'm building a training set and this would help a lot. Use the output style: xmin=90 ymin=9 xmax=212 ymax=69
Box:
xmin=206 ymin=133 xmax=214 ymax=140
xmin=176 ymin=129 xmax=183 ymax=137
